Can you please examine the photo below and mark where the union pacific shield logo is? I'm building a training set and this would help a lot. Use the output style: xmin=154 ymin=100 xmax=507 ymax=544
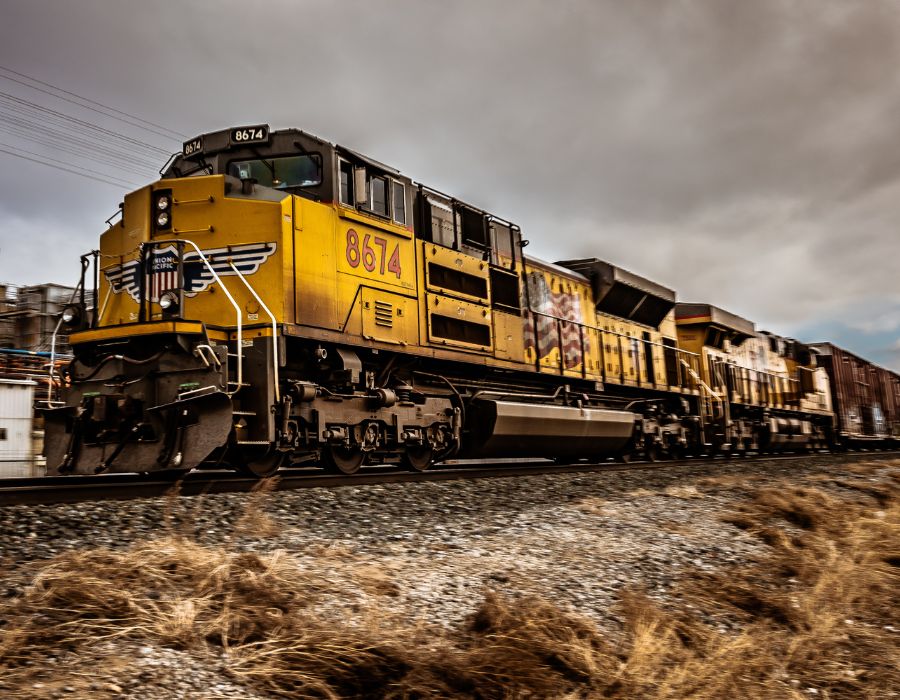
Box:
xmin=148 ymin=247 xmax=179 ymax=301
xmin=105 ymin=242 xmax=277 ymax=302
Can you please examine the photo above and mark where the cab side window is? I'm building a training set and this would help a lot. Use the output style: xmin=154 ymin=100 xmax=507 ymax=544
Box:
xmin=340 ymin=157 xmax=408 ymax=223
xmin=370 ymin=175 xmax=388 ymax=216
xmin=392 ymin=180 xmax=406 ymax=225
xmin=339 ymin=160 xmax=354 ymax=205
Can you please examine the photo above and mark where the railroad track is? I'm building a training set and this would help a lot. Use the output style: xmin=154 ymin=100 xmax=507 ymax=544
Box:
xmin=2 ymin=450 xmax=899 ymax=506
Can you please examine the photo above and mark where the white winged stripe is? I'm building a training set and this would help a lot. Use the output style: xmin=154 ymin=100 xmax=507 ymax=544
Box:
xmin=104 ymin=241 xmax=278 ymax=300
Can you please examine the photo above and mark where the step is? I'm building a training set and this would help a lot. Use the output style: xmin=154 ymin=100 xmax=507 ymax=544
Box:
xmin=236 ymin=440 xmax=271 ymax=446
xmin=232 ymin=410 xmax=257 ymax=417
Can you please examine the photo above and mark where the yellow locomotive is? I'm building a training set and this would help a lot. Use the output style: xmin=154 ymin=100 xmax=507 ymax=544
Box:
xmin=44 ymin=124 xmax=835 ymax=476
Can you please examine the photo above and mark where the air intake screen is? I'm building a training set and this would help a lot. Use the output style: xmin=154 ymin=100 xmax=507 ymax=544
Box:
xmin=428 ymin=263 xmax=488 ymax=299
xmin=431 ymin=314 xmax=491 ymax=346
xmin=489 ymin=268 xmax=520 ymax=313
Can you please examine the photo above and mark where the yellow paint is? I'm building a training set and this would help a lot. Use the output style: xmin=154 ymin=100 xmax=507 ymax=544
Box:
xmin=70 ymin=320 xmax=207 ymax=344
xmin=492 ymin=311 xmax=525 ymax=362
xmin=99 ymin=176 xmax=287 ymax=330
xmin=91 ymin=173 xmax=696 ymax=396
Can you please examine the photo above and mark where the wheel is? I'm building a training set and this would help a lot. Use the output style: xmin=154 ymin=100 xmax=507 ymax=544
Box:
xmin=239 ymin=448 xmax=285 ymax=478
xmin=645 ymin=443 xmax=659 ymax=462
xmin=400 ymin=445 xmax=433 ymax=472
xmin=615 ymin=450 xmax=632 ymax=464
xmin=322 ymin=445 xmax=365 ymax=474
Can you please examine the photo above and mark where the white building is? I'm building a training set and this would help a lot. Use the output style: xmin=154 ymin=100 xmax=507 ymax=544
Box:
xmin=0 ymin=379 xmax=38 ymax=477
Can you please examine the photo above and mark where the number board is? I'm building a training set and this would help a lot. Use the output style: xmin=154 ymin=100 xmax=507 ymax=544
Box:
xmin=342 ymin=227 xmax=412 ymax=288
xmin=182 ymin=136 xmax=203 ymax=158
xmin=229 ymin=125 xmax=270 ymax=146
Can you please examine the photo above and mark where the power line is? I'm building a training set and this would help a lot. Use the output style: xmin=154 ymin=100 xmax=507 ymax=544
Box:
xmin=0 ymin=144 xmax=137 ymax=189
xmin=0 ymin=121 xmax=158 ymax=178
xmin=0 ymin=65 xmax=187 ymax=141
xmin=0 ymin=140 xmax=141 ymax=184
xmin=0 ymin=90 xmax=173 ymax=156
xmin=0 ymin=93 xmax=168 ymax=160
xmin=0 ymin=68 xmax=188 ymax=190
xmin=0 ymin=108 xmax=163 ymax=172
xmin=0 ymin=109 xmax=162 ymax=168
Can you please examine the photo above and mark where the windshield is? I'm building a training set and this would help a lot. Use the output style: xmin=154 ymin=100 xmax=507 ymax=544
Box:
xmin=228 ymin=153 xmax=322 ymax=189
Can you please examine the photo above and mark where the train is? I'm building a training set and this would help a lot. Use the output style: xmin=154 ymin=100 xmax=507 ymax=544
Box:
xmin=42 ymin=124 xmax=900 ymax=477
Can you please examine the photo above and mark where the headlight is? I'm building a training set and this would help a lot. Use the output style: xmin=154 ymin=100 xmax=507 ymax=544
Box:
xmin=61 ymin=304 xmax=81 ymax=326
xmin=159 ymin=290 xmax=179 ymax=311
xmin=152 ymin=189 xmax=173 ymax=231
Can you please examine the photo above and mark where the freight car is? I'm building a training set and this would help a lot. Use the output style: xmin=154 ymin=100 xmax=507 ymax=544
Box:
xmin=809 ymin=343 xmax=900 ymax=448
xmin=41 ymin=124 xmax=880 ymax=477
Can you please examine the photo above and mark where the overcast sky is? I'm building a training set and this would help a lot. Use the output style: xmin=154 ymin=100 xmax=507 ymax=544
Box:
xmin=1 ymin=0 xmax=899 ymax=368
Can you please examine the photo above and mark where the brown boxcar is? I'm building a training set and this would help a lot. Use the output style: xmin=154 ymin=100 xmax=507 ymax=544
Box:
xmin=874 ymin=365 xmax=900 ymax=441
xmin=810 ymin=343 xmax=900 ymax=446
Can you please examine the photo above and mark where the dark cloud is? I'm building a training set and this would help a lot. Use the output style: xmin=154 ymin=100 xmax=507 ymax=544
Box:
xmin=1 ymin=0 xmax=898 ymax=366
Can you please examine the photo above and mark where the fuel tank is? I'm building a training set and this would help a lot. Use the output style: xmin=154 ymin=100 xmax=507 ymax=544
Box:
xmin=462 ymin=399 xmax=636 ymax=458
xmin=765 ymin=417 xmax=813 ymax=448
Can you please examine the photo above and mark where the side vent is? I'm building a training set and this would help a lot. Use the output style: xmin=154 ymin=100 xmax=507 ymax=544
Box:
xmin=374 ymin=300 xmax=393 ymax=328
xmin=489 ymin=267 xmax=520 ymax=314
xmin=428 ymin=262 xmax=488 ymax=299
xmin=361 ymin=288 xmax=417 ymax=344
xmin=431 ymin=315 xmax=491 ymax=347
xmin=426 ymin=294 xmax=493 ymax=351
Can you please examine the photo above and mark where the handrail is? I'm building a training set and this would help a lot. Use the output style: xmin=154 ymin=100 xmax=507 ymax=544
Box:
xmin=96 ymin=284 xmax=113 ymax=325
xmin=48 ymin=278 xmax=83 ymax=406
xmin=526 ymin=307 xmax=700 ymax=356
xmin=719 ymin=357 xmax=803 ymax=383
xmin=47 ymin=315 xmax=65 ymax=406
xmin=526 ymin=306 xmax=701 ymax=390
xmin=680 ymin=358 xmax=726 ymax=422
xmin=148 ymin=238 xmax=243 ymax=393
xmin=228 ymin=260 xmax=280 ymax=403
xmin=680 ymin=358 xmax=721 ymax=400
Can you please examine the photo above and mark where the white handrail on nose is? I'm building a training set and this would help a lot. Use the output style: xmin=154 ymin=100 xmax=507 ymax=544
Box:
xmin=228 ymin=259 xmax=280 ymax=403
xmin=48 ymin=279 xmax=83 ymax=406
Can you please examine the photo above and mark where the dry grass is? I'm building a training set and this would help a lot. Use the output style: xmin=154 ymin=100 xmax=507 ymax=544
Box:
xmin=0 ymin=463 xmax=897 ymax=699
xmin=695 ymin=473 xmax=768 ymax=489
xmin=574 ymin=495 xmax=606 ymax=515
xmin=661 ymin=484 xmax=705 ymax=499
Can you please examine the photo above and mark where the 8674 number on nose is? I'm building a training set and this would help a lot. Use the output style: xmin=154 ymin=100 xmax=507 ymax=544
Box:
xmin=345 ymin=229 xmax=402 ymax=278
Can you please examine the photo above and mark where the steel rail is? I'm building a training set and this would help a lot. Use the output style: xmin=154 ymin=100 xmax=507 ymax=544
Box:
xmin=1 ymin=450 xmax=898 ymax=507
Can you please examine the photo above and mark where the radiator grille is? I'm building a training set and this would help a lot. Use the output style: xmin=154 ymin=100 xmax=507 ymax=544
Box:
xmin=374 ymin=301 xmax=393 ymax=328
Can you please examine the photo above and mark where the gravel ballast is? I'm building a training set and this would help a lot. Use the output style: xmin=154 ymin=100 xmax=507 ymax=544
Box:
xmin=0 ymin=453 xmax=896 ymax=698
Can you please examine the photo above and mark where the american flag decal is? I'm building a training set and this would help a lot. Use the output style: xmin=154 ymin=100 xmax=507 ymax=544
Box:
xmin=148 ymin=246 xmax=179 ymax=302
xmin=104 ymin=242 xmax=277 ymax=303
xmin=524 ymin=272 xmax=584 ymax=369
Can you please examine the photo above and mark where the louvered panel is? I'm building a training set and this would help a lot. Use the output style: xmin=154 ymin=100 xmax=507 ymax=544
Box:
xmin=374 ymin=300 xmax=393 ymax=328
xmin=360 ymin=288 xmax=418 ymax=344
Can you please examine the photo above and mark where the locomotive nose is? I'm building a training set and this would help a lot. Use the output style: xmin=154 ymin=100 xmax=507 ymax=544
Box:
xmin=42 ymin=330 xmax=234 ymax=476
